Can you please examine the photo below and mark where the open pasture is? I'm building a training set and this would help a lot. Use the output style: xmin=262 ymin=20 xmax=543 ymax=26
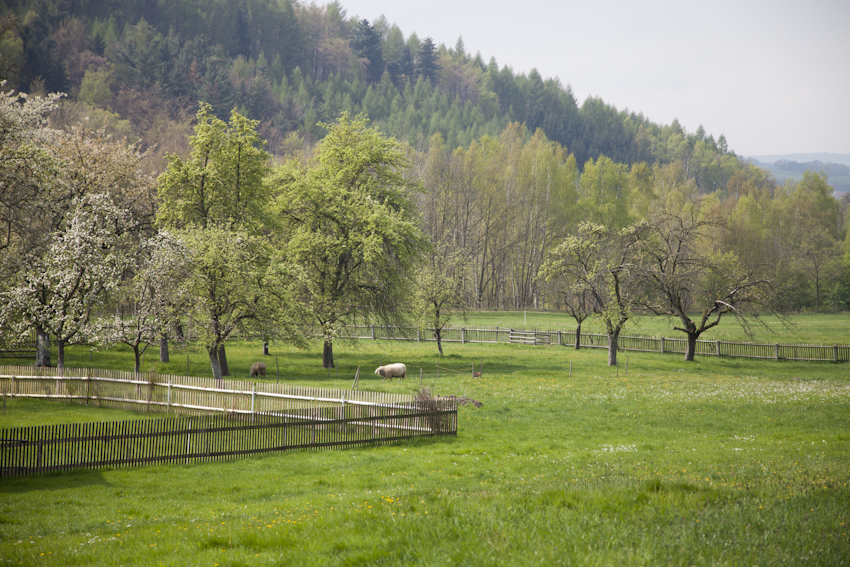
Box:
xmin=464 ymin=311 xmax=850 ymax=345
xmin=1 ymin=338 xmax=849 ymax=565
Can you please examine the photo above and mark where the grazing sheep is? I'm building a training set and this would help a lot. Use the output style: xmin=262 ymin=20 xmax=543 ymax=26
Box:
xmin=374 ymin=363 xmax=406 ymax=381
xmin=250 ymin=362 xmax=267 ymax=377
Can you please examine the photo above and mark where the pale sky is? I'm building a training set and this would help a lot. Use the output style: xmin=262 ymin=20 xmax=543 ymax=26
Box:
xmin=338 ymin=0 xmax=850 ymax=158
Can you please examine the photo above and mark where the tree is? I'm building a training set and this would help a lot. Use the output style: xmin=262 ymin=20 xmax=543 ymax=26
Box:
xmin=632 ymin=203 xmax=776 ymax=362
xmin=177 ymin=226 xmax=306 ymax=382
xmin=3 ymin=194 xmax=132 ymax=368
xmin=416 ymin=37 xmax=440 ymax=83
xmin=270 ymin=113 xmax=427 ymax=368
xmin=1 ymin=99 xmax=156 ymax=366
xmin=157 ymin=104 xmax=298 ymax=379
xmin=543 ymin=222 xmax=636 ymax=365
xmin=416 ymin=247 xmax=470 ymax=356
xmin=350 ymin=19 xmax=384 ymax=84
xmin=157 ymin=103 xmax=270 ymax=232
xmin=91 ymin=232 xmax=192 ymax=373
xmin=539 ymin=260 xmax=594 ymax=349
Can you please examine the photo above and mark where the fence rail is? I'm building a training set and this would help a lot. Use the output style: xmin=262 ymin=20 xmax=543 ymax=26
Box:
xmin=0 ymin=366 xmax=456 ymax=477
xmin=340 ymin=325 xmax=850 ymax=362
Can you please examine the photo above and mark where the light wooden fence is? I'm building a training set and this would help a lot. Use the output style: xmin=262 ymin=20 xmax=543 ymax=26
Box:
xmin=341 ymin=325 xmax=850 ymax=362
xmin=0 ymin=366 xmax=457 ymax=477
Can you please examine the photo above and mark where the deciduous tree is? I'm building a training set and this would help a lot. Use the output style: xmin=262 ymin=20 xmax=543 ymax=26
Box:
xmin=270 ymin=113 xmax=427 ymax=368
xmin=632 ymin=203 xmax=776 ymax=361
xmin=543 ymin=222 xmax=636 ymax=365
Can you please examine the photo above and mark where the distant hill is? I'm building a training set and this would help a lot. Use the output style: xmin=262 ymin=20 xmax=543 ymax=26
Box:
xmin=748 ymin=153 xmax=850 ymax=167
xmin=746 ymin=154 xmax=850 ymax=194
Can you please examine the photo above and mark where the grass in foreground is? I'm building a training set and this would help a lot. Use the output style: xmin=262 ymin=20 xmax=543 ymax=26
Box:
xmin=1 ymin=340 xmax=849 ymax=566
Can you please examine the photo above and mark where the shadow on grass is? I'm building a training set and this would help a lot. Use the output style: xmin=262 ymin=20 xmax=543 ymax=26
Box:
xmin=0 ymin=468 xmax=111 ymax=494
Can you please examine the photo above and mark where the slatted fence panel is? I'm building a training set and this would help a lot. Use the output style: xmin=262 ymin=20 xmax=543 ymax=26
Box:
xmin=0 ymin=391 xmax=457 ymax=477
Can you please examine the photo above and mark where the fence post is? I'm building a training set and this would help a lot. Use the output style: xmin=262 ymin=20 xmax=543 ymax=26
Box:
xmin=417 ymin=328 xmax=421 ymax=342
xmin=462 ymin=328 xmax=466 ymax=344
xmin=717 ymin=341 xmax=721 ymax=357
xmin=835 ymin=344 xmax=839 ymax=362
xmin=775 ymin=344 xmax=779 ymax=361
xmin=660 ymin=337 xmax=665 ymax=354
xmin=251 ymin=383 xmax=256 ymax=424
xmin=371 ymin=325 xmax=375 ymax=340
xmin=167 ymin=377 xmax=172 ymax=414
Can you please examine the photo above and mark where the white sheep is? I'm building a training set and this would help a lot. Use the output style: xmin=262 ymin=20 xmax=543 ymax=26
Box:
xmin=374 ymin=363 xmax=407 ymax=381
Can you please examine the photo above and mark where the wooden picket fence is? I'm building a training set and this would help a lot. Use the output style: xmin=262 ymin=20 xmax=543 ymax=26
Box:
xmin=341 ymin=325 xmax=850 ymax=362
xmin=0 ymin=366 xmax=457 ymax=477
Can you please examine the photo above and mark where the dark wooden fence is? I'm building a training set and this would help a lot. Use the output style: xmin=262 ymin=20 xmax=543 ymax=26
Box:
xmin=0 ymin=367 xmax=457 ymax=477
xmin=341 ymin=325 xmax=850 ymax=362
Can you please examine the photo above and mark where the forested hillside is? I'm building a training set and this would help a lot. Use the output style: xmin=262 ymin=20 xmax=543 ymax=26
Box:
xmin=0 ymin=0 xmax=739 ymax=190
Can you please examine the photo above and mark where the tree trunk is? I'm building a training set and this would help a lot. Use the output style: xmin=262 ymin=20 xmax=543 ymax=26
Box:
xmin=685 ymin=333 xmax=698 ymax=362
xmin=218 ymin=345 xmax=230 ymax=376
xmin=263 ymin=341 xmax=269 ymax=356
xmin=56 ymin=338 xmax=66 ymax=370
xmin=607 ymin=331 xmax=619 ymax=366
xmin=174 ymin=322 xmax=184 ymax=341
xmin=323 ymin=339 xmax=334 ymax=369
xmin=574 ymin=322 xmax=582 ymax=350
xmin=208 ymin=347 xmax=223 ymax=383
xmin=35 ymin=325 xmax=51 ymax=367
xmin=436 ymin=329 xmax=444 ymax=356
xmin=159 ymin=334 xmax=169 ymax=362
xmin=133 ymin=345 xmax=142 ymax=374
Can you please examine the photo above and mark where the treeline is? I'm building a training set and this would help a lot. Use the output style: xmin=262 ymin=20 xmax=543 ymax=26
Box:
xmin=2 ymin=0 xmax=737 ymax=191
xmin=1 ymin=91 xmax=848 ymax=379
xmin=415 ymin=125 xmax=850 ymax=315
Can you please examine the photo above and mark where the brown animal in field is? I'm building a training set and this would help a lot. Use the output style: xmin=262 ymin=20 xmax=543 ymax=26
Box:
xmin=250 ymin=362 xmax=267 ymax=377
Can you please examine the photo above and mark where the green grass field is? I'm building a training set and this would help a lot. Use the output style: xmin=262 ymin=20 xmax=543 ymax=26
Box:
xmin=1 ymin=322 xmax=849 ymax=565
xmin=462 ymin=311 xmax=850 ymax=345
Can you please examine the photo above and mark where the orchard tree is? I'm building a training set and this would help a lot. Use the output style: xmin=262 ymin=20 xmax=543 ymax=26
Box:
xmin=2 ymin=194 xmax=132 ymax=368
xmin=156 ymin=104 xmax=290 ymax=378
xmin=543 ymin=222 xmax=637 ymax=365
xmin=631 ymin=203 xmax=776 ymax=362
xmin=0 ymin=88 xmax=64 ymax=364
xmin=270 ymin=113 xmax=427 ymax=369
xmin=157 ymin=103 xmax=271 ymax=231
xmin=0 ymin=98 xmax=156 ymax=366
xmin=91 ymin=232 xmax=192 ymax=373
xmin=177 ymin=226 xmax=307 ymax=383
xmin=416 ymin=247 xmax=471 ymax=356
xmin=538 ymin=261 xmax=594 ymax=349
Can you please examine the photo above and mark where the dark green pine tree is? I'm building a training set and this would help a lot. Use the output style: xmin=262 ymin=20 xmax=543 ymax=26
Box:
xmin=416 ymin=36 xmax=440 ymax=84
xmin=351 ymin=19 xmax=385 ymax=84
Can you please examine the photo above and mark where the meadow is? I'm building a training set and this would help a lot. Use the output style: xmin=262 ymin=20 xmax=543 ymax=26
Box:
xmin=1 ymin=318 xmax=849 ymax=566
xmin=462 ymin=311 xmax=850 ymax=345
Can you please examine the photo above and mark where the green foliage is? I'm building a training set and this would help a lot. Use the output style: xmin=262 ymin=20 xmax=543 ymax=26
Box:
xmin=156 ymin=104 xmax=270 ymax=232
xmin=3 ymin=0 xmax=737 ymax=177
xmin=270 ymin=113 xmax=427 ymax=368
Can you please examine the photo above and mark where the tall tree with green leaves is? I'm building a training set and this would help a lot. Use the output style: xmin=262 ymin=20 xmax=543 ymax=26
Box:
xmin=157 ymin=103 xmax=270 ymax=232
xmin=269 ymin=113 xmax=427 ymax=369
xmin=157 ymin=104 xmax=304 ymax=380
